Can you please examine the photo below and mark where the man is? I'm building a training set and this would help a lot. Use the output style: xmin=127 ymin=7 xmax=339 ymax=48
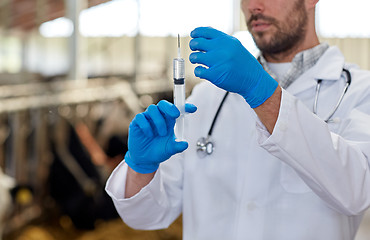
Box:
xmin=106 ymin=0 xmax=370 ymax=239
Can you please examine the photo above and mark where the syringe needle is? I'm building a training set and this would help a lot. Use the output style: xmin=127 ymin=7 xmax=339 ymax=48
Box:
xmin=177 ymin=34 xmax=181 ymax=58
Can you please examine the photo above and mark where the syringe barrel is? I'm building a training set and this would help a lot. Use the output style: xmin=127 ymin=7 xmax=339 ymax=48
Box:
xmin=174 ymin=84 xmax=185 ymax=141
xmin=173 ymin=58 xmax=185 ymax=80
xmin=174 ymin=84 xmax=185 ymax=114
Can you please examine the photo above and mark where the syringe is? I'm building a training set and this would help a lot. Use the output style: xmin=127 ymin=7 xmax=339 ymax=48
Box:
xmin=173 ymin=34 xmax=185 ymax=141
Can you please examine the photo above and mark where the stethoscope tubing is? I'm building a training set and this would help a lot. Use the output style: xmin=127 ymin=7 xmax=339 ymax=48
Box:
xmin=313 ymin=68 xmax=351 ymax=122
xmin=207 ymin=91 xmax=230 ymax=136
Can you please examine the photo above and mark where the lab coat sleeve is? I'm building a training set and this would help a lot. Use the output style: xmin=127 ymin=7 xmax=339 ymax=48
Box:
xmin=105 ymin=156 xmax=183 ymax=230
xmin=257 ymin=89 xmax=370 ymax=216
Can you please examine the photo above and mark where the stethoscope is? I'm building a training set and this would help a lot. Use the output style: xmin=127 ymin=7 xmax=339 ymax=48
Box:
xmin=313 ymin=68 xmax=351 ymax=123
xmin=196 ymin=91 xmax=229 ymax=158
xmin=196 ymin=68 xmax=351 ymax=156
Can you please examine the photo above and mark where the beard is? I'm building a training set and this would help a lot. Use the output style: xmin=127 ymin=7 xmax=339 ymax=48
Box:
xmin=247 ymin=0 xmax=308 ymax=55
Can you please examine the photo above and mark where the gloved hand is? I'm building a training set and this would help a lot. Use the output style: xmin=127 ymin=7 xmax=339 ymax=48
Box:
xmin=189 ymin=27 xmax=278 ymax=108
xmin=125 ymin=100 xmax=197 ymax=174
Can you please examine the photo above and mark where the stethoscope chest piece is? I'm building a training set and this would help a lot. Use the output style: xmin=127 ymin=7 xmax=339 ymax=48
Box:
xmin=196 ymin=137 xmax=214 ymax=158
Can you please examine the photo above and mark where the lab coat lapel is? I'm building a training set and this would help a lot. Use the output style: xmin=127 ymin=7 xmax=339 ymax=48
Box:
xmin=286 ymin=46 xmax=346 ymax=96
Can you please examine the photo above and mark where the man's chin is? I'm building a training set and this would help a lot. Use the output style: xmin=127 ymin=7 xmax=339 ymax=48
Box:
xmin=252 ymin=34 xmax=273 ymax=51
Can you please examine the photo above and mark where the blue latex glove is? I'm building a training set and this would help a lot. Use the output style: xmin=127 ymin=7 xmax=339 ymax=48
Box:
xmin=189 ymin=27 xmax=278 ymax=108
xmin=125 ymin=100 xmax=197 ymax=174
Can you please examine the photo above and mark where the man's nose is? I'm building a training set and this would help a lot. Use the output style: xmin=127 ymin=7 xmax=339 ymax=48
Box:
xmin=244 ymin=0 xmax=265 ymax=15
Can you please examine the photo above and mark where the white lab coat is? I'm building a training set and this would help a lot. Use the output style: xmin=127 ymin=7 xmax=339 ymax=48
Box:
xmin=106 ymin=46 xmax=370 ymax=240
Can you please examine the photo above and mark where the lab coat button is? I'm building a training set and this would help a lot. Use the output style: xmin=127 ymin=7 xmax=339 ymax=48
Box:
xmin=247 ymin=202 xmax=256 ymax=211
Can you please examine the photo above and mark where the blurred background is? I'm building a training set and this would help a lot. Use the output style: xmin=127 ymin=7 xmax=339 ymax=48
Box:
xmin=0 ymin=0 xmax=370 ymax=239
